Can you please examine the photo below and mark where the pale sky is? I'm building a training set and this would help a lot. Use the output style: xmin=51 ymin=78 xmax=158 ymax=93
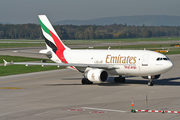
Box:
xmin=0 ymin=0 xmax=180 ymax=24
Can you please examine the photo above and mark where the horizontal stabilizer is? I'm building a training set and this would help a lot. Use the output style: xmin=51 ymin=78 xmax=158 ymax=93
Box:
xmin=3 ymin=59 xmax=13 ymax=66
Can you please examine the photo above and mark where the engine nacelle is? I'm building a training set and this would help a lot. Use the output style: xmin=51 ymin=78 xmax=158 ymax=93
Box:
xmin=84 ymin=69 xmax=108 ymax=83
xmin=141 ymin=74 xmax=161 ymax=79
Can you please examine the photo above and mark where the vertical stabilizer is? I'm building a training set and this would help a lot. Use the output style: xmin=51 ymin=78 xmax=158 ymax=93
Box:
xmin=38 ymin=15 xmax=70 ymax=63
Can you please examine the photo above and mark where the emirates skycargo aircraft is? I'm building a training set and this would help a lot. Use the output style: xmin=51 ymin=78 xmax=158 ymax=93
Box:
xmin=4 ymin=15 xmax=173 ymax=86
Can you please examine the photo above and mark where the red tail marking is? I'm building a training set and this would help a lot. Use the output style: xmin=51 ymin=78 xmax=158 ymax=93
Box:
xmin=49 ymin=30 xmax=77 ymax=70
xmin=49 ymin=30 xmax=65 ymax=50
xmin=49 ymin=30 xmax=68 ymax=63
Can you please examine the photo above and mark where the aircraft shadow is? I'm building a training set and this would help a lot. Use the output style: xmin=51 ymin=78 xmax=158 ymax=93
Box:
xmin=110 ymin=77 xmax=180 ymax=86
xmin=44 ymin=77 xmax=180 ymax=86
xmin=60 ymin=78 xmax=82 ymax=80
xmin=45 ymin=83 xmax=126 ymax=86
xmin=154 ymin=77 xmax=180 ymax=86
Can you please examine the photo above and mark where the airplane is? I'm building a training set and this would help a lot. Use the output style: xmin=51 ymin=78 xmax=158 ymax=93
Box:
xmin=4 ymin=15 xmax=173 ymax=86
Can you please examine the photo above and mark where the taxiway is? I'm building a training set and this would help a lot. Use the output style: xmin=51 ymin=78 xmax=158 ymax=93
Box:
xmin=0 ymin=54 xmax=179 ymax=120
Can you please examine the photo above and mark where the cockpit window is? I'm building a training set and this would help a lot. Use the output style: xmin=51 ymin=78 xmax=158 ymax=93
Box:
xmin=156 ymin=57 xmax=170 ymax=61
xmin=166 ymin=56 xmax=170 ymax=60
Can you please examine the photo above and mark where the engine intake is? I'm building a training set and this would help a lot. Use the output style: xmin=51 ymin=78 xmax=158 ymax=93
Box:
xmin=84 ymin=69 xmax=108 ymax=83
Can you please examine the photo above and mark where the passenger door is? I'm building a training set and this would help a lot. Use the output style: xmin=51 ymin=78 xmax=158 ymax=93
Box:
xmin=142 ymin=54 xmax=149 ymax=66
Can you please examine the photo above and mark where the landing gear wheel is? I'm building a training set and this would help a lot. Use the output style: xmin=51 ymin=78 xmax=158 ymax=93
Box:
xmin=121 ymin=77 xmax=126 ymax=83
xmin=148 ymin=76 xmax=154 ymax=86
xmin=81 ymin=78 xmax=93 ymax=84
xmin=114 ymin=77 xmax=126 ymax=83
xmin=114 ymin=77 xmax=119 ymax=83
xmin=148 ymin=81 xmax=154 ymax=86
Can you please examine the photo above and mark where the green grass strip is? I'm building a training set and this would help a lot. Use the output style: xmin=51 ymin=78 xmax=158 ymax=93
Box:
xmin=0 ymin=65 xmax=61 ymax=76
xmin=0 ymin=55 xmax=62 ymax=76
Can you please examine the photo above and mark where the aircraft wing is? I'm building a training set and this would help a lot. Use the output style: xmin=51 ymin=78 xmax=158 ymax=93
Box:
xmin=3 ymin=60 xmax=119 ymax=69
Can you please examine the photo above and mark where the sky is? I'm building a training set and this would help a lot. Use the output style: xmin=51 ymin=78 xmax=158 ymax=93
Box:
xmin=0 ymin=0 xmax=180 ymax=24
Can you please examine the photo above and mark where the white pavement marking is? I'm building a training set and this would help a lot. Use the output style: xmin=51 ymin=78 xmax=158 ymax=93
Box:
xmin=0 ymin=109 xmax=33 ymax=116
xmin=82 ymin=107 xmax=127 ymax=113
xmin=34 ymin=110 xmax=54 ymax=116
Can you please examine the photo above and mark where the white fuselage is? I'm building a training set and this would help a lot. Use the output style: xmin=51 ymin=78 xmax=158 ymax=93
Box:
xmin=50 ymin=49 xmax=173 ymax=77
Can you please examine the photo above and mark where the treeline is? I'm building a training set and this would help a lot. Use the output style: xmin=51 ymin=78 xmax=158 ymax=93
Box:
xmin=0 ymin=23 xmax=180 ymax=39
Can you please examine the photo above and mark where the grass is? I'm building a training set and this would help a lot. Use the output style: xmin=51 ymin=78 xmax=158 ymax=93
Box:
xmin=92 ymin=43 xmax=172 ymax=49
xmin=63 ymin=37 xmax=180 ymax=44
xmin=0 ymin=37 xmax=180 ymax=47
xmin=0 ymin=39 xmax=44 ymax=42
xmin=0 ymin=43 xmax=45 ymax=48
xmin=0 ymin=55 xmax=44 ymax=63
xmin=78 ymin=43 xmax=180 ymax=55
xmin=0 ymin=65 xmax=61 ymax=76
xmin=0 ymin=55 xmax=62 ymax=76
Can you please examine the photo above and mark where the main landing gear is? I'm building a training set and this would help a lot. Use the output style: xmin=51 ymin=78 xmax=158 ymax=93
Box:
xmin=114 ymin=75 xmax=126 ymax=83
xmin=148 ymin=76 xmax=154 ymax=86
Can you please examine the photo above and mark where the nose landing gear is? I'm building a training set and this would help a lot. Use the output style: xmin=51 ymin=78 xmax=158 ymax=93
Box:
xmin=148 ymin=76 xmax=154 ymax=86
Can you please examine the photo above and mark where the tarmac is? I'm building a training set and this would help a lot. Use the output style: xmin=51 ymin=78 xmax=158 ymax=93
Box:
xmin=0 ymin=47 xmax=180 ymax=120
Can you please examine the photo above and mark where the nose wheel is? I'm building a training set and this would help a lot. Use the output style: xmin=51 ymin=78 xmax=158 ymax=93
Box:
xmin=148 ymin=81 xmax=154 ymax=86
xmin=148 ymin=76 xmax=154 ymax=86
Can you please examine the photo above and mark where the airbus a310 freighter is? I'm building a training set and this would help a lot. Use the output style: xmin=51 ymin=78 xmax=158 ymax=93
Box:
xmin=4 ymin=15 xmax=173 ymax=86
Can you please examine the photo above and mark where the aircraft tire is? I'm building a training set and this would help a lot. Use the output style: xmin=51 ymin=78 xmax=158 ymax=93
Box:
xmin=81 ymin=78 xmax=93 ymax=84
xmin=121 ymin=77 xmax=126 ymax=83
xmin=114 ymin=77 xmax=126 ymax=83
xmin=114 ymin=77 xmax=120 ymax=83
xmin=148 ymin=82 xmax=154 ymax=86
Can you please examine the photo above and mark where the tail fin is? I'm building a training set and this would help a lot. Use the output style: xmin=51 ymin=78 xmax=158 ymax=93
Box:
xmin=38 ymin=15 xmax=70 ymax=51
xmin=38 ymin=15 xmax=70 ymax=63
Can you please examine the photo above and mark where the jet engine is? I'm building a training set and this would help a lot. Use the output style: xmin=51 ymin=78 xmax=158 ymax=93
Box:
xmin=84 ymin=69 xmax=108 ymax=83
xmin=141 ymin=74 xmax=161 ymax=79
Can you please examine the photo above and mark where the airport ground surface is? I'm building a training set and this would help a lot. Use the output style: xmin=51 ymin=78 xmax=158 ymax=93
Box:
xmin=0 ymin=46 xmax=180 ymax=119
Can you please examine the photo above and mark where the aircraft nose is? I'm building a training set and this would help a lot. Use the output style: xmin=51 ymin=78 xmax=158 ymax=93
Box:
xmin=165 ymin=61 xmax=173 ymax=71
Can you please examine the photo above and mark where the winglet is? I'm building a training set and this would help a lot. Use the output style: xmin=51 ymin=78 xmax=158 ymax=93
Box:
xmin=3 ymin=59 xmax=13 ymax=66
